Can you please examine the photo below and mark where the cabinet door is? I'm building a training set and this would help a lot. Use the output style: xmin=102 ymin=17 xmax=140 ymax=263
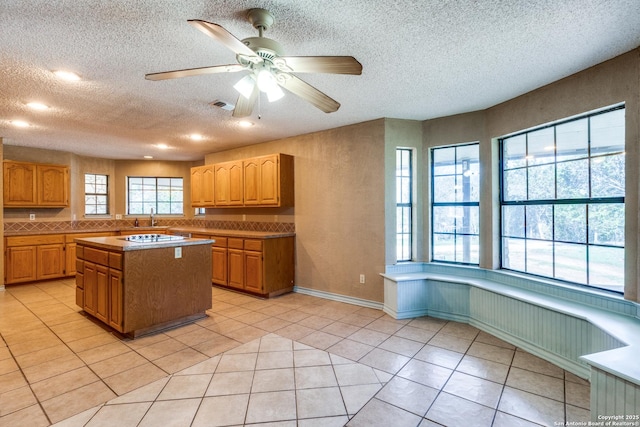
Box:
xmin=3 ymin=161 xmax=36 ymax=206
xmin=83 ymin=261 xmax=98 ymax=315
xmin=243 ymin=158 xmax=260 ymax=206
xmin=95 ymin=264 xmax=109 ymax=323
xmin=228 ymin=161 xmax=244 ymax=206
xmin=212 ymin=247 xmax=228 ymax=286
xmin=214 ymin=163 xmax=230 ymax=205
xmin=36 ymin=244 xmax=65 ymax=279
xmin=258 ymin=154 xmax=279 ymax=205
xmin=65 ymin=243 xmax=77 ymax=276
xmin=190 ymin=166 xmax=204 ymax=207
xmin=108 ymin=269 xmax=123 ymax=331
xmin=228 ymin=248 xmax=244 ymax=289
xmin=37 ymin=165 xmax=69 ymax=206
xmin=191 ymin=165 xmax=215 ymax=207
xmin=5 ymin=246 xmax=37 ymax=283
xmin=244 ymin=251 xmax=263 ymax=294
xmin=202 ymin=165 xmax=215 ymax=205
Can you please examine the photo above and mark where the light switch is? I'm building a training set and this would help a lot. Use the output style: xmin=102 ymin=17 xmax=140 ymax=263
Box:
xmin=175 ymin=247 xmax=182 ymax=258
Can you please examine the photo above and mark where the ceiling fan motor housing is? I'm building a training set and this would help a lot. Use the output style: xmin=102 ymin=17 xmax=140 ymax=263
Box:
xmin=241 ymin=37 xmax=284 ymax=61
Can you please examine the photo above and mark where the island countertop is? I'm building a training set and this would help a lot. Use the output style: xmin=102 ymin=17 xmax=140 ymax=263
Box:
xmin=74 ymin=234 xmax=214 ymax=251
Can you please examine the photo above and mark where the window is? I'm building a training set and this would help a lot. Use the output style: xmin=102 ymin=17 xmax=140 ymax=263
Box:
xmin=84 ymin=174 xmax=109 ymax=215
xmin=431 ymin=143 xmax=480 ymax=264
xmin=500 ymin=106 xmax=625 ymax=292
xmin=396 ymin=148 xmax=413 ymax=261
xmin=127 ymin=177 xmax=183 ymax=215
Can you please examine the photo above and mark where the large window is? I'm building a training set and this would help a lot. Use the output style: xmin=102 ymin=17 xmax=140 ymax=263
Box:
xmin=431 ymin=143 xmax=480 ymax=264
xmin=127 ymin=177 xmax=183 ymax=215
xmin=501 ymin=106 xmax=625 ymax=292
xmin=84 ymin=174 xmax=109 ymax=215
xmin=396 ymin=148 xmax=413 ymax=261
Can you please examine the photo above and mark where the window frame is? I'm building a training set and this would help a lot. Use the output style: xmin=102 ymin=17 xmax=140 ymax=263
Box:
xmin=396 ymin=148 xmax=413 ymax=262
xmin=430 ymin=142 xmax=480 ymax=265
xmin=84 ymin=173 xmax=109 ymax=216
xmin=126 ymin=176 xmax=184 ymax=216
xmin=499 ymin=105 xmax=625 ymax=293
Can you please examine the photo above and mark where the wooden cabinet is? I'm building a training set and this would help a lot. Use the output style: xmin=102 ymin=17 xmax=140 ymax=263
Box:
xmin=36 ymin=244 xmax=65 ymax=280
xmin=3 ymin=161 xmax=69 ymax=207
xmin=108 ymin=268 xmax=123 ymax=330
xmin=3 ymin=161 xmax=36 ymax=206
xmin=191 ymin=165 xmax=215 ymax=207
xmin=37 ymin=164 xmax=69 ymax=206
xmin=194 ymin=153 xmax=294 ymax=208
xmin=5 ymin=245 xmax=37 ymax=283
xmin=64 ymin=232 xmax=114 ymax=276
xmin=76 ymin=246 xmax=124 ymax=331
xmin=214 ymin=161 xmax=243 ymax=206
xmin=5 ymin=234 xmax=66 ymax=284
xmin=244 ymin=240 xmax=263 ymax=294
xmin=243 ymin=154 xmax=294 ymax=207
xmin=76 ymin=239 xmax=211 ymax=337
xmin=202 ymin=234 xmax=294 ymax=297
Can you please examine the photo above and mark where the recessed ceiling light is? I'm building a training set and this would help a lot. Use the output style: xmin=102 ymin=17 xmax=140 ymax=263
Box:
xmin=11 ymin=120 xmax=30 ymax=128
xmin=238 ymin=121 xmax=254 ymax=128
xmin=27 ymin=102 xmax=49 ymax=111
xmin=144 ymin=155 xmax=153 ymax=159
xmin=189 ymin=134 xmax=203 ymax=141
xmin=53 ymin=70 xmax=81 ymax=81
xmin=156 ymin=143 xmax=169 ymax=150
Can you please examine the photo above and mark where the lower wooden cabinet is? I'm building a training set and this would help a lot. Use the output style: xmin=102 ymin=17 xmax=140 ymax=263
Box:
xmin=5 ymin=235 xmax=65 ymax=284
xmin=77 ymin=247 xmax=123 ymax=332
xmin=194 ymin=233 xmax=294 ymax=298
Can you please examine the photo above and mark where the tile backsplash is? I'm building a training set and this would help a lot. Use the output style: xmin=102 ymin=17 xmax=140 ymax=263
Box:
xmin=4 ymin=219 xmax=295 ymax=234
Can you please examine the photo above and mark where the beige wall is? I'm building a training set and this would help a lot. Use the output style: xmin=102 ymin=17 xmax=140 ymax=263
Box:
xmin=422 ymin=48 xmax=640 ymax=302
xmin=205 ymin=119 xmax=397 ymax=302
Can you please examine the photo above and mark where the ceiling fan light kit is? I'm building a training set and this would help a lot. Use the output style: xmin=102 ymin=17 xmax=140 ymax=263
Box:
xmin=145 ymin=8 xmax=362 ymax=118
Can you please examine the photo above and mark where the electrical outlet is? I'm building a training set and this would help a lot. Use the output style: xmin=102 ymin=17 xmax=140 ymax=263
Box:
xmin=359 ymin=274 xmax=365 ymax=284
xmin=175 ymin=247 xmax=182 ymax=259
xmin=116 ymin=214 xmax=122 ymax=220
xmin=29 ymin=213 xmax=35 ymax=221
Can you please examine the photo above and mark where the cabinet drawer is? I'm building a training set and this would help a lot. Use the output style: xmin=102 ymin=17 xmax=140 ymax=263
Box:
xmin=76 ymin=259 xmax=84 ymax=274
xmin=109 ymin=252 xmax=123 ymax=270
xmin=244 ymin=239 xmax=262 ymax=252
xmin=6 ymin=234 xmax=65 ymax=247
xmin=211 ymin=236 xmax=227 ymax=247
xmin=76 ymin=271 xmax=84 ymax=289
xmin=228 ymin=238 xmax=244 ymax=249
xmin=83 ymin=247 xmax=109 ymax=265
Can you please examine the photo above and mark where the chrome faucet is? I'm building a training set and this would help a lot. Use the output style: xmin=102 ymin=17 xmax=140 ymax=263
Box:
xmin=150 ymin=207 xmax=157 ymax=226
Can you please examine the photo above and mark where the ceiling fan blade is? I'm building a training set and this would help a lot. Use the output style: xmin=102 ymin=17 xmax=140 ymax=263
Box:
xmin=145 ymin=64 xmax=245 ymax=81
xmin=233 ymin=81 xmax=259 ymax=117
xmin=188 ymin=20 xmax=261 ymax=62
xmin=274 ymin=56 xmax=362 ymax=75
xmin=277 ymin=74 xmax=340 ymax=113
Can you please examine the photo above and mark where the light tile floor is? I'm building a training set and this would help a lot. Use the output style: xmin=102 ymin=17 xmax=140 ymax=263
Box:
xmin=0 ymin=279 xmax=591 ymax=426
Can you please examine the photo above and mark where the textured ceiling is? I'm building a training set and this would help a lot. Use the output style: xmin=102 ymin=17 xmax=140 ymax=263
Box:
xmin=1 ymin=0 xmax=639 ymax=161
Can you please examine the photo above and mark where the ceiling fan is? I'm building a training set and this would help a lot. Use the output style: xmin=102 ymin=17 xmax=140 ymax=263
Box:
xmin=145 ymin=8 xmax=362 ymax=117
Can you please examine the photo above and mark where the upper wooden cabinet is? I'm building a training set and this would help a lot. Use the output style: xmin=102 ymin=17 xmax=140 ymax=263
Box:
xmin=191 ymin=153 xmax=294 ymax=208
xmin=191 ymin=164 xmax=215 ymax=207
xmin=214 ymin=160 xmax=243 ymax=207
xmin=244 ymin=154 xmax=294 ymax=207
xmin=3 ymin=161 xmax=69 ymax=208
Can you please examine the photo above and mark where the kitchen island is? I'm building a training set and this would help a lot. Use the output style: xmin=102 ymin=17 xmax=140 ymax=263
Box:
xmin=75 ymin=234 xmax=213 ymax=338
